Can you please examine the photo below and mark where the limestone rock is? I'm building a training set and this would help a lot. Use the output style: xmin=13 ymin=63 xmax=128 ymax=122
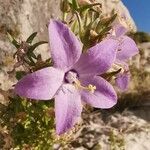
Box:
xmin=0 ymin=0 xmax=61 ymax=90
xmin=0 ymin=0 xmax=61 ymax=39
xmin=68 ymin=110 xmax=150 ymax=150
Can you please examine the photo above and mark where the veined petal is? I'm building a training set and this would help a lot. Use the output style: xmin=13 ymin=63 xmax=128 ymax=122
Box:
xmin=55 ymin=84 xmax=82 ymax=135
xmin=117 ymin=35 xmax=139 ymax=61
xmin=115 ymin=72 xmax=130 ymax=91
xmin=80 ymin=76 xmax=117 ymax=108
xmin=73 ymin=39 xmax=118 ymax=76
xmin=48 ymin=20 xmax=82 ymax=71
xmin=15 ymin=67 xmax=64 ymax=100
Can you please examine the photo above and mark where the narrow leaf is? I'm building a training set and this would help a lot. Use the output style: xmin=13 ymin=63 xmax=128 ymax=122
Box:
xmin=16 ymin=71 xmax=27 ymax=80
xmin=7 ymin=32 xmax=20 ymax=49
xmin=72 ymin=0 xmax=79 ymax=10
xmin=26 ymin=32 xmax=37 ymax=43
xmin=29 ymin=41 xmax=48 ymax=52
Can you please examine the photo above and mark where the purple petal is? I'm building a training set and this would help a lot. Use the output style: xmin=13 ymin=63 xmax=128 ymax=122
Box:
xmin=114 ymin=24 xmax=128 ymax=37
xmin=73 ymin=39 xmax=118 ymax=76
xmin=55 ymin=84 xmax=82 ymax=135
xmin=117 ymin=35 xmax=138 ymax=61
xmin=48 ymin=20 xmax=82 ymax=71
xmin=80 ymin=76 xmax=117 ymax=108
xmin=115 ymin=72 xmax=130 ymax=91
xmin=15 ymin=67 xmax=64 ymax=100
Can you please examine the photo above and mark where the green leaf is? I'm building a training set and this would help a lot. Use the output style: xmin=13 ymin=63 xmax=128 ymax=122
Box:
xmin=7 ymin=32 xmax=20 ymax=49
xmin=102 ymin=14 xmax=117 ymax=27
xmin=30 ymin=52 xmax=37 ymax=59
xmin=72 ymin=0 xmax=79 ymax=10
xmin=16 ymin=71 xmax=27 ymax=80
xmin=95 ymin=20 xmax=102 ymax=33
xmin=99 ymin=26 xmax=112 ymax=35
xmin=26 ymin=55 xmax=35 ymax=65
xmin=105 ymin=13 xmax=117 ymax=26
xmin=26 ymin=32 xmax=37 ymax=43
xmin=26 ymin=50 xmax=37 ymax=60
xmin=102 ymin=69 xmax=122 ymax=80
xmin=96 ymin=14 xmax=117 ymax=33
xmin=108 ymin=69 xmax=122 ymax=76
xmin=29 ymin=41 xmax=48 ymax=52
xmin=71 ymin=20 xmax=78 ymax=33
xmin=92 ymin=9 xmax=100 ymax=20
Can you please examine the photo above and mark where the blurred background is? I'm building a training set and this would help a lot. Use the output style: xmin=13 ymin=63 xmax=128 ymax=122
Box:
xmin=0 ymin=0 xmax=149 ymax=149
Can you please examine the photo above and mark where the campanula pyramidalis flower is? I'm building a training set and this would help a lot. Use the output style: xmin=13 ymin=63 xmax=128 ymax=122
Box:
xmin=15 ymin=20 xmax=118 ymax=134
xmin=111 ymin=24 xmax=139 ymax=90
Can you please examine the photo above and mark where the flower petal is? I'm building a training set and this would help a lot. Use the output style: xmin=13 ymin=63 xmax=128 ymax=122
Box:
xmin=55 ymin=84 xmax=82 ymax=135
xmin=73 ymin=39 xmax=118 ymax=76
xmin=114 ymin=24 xmax=128 ymax=37
xmin=117 ymin=36 xmax=138 ymax=61
xmin=48 ymin=20 xmax=82 ymax=71
xmin=80 ymin=76 xmax=117 ymax=108
xmin=15 ymin=67 xmax=64 ymax=100
xmin=115 ymin=72 xmax=130 ymax=91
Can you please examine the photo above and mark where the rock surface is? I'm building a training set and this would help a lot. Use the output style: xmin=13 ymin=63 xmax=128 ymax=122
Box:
xmin=62 ymin=110 xmax=150 ymax=150
xmin=0 ymin=0 xmax=62 ymax=91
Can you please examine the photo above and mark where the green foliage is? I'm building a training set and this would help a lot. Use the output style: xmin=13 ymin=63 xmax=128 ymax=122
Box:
xmin=101 ymin=68 xmax=122 ymax=81
xmin=71 ymin=0 xmax=79 ymax=10
xmin=26 ymin=32 xmax=38 ymax=43
xmin=8 ymin=32 xmax=49 ymax=71
xmin=7 ymin=32 xmax=20 ymax=49
xmin=61 ymin=0 xmax=117 ymax=51
xmin=0 ymin=97 xmax=55 ymax=149
xmin=15 ymin=71 xmax=27 ymax=80
xmin=0 ymin=32 xmax=57 ymax=149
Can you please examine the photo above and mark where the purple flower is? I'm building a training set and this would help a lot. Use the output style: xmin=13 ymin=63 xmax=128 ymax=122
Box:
xmin=111 ymin=24 xmax=139 ymax=90
xmin=15 ymin=20 xmax=118 ymax=134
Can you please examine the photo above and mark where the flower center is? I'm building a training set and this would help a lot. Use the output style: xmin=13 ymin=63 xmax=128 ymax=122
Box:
xmin=65 ymin=70 xmax=78 ymax=84
xmin=65 ymin=70 xmax=96 ymax=93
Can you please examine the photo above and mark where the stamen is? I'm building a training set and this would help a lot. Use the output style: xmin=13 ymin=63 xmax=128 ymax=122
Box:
xmin=65 ymin=70 xmax=96 ymax=93
xmin=73 ymin=79 xmax=96 ymax=93
xmin=88 ymin=84 xmax=96 ymax=94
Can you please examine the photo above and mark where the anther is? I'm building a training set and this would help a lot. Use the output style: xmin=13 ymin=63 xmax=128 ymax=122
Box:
xmin=87 ymin=84 xmax=96 ymax=93
xmin=74 ymin=80 xmax=96 ymax=93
